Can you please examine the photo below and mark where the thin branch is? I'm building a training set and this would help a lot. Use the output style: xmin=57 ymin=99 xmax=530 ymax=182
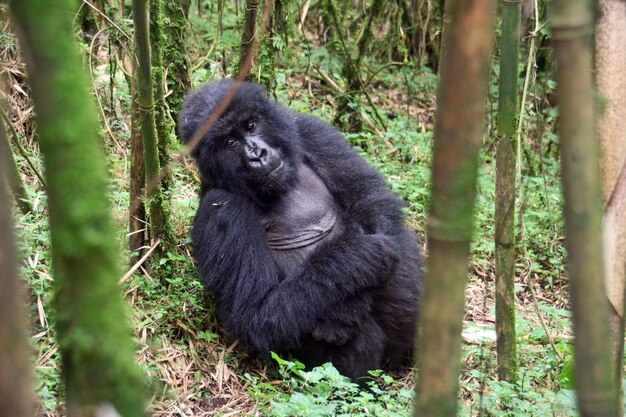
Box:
xmin=118 ymin=239 xmax=160 ymax=284
xmin=88 ymin=28 xmax=127 ymax=155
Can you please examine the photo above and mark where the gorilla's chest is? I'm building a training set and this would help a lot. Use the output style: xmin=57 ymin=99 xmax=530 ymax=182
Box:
xmin=260 ymin=166 xmax=343 ymax=273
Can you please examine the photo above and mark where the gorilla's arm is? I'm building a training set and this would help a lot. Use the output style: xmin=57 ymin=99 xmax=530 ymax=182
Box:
xmin=193 ymin=188 xmax=398 ymax=354
xmin=295 ymin=113 xmax=407 ymax=236
xmin=311 ymin=294 xmax=375 ymax=345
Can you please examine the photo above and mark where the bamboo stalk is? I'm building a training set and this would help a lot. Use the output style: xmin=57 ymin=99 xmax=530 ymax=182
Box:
xmin=132 ymin=0 xmax=168 ymax=241
xmin=413 ymin=1 xmax=496 ymax=416
xmin=550 ymin=1 xmax=618 ymax=416
xmin=495 ymin=0 xmax=521 ymax=383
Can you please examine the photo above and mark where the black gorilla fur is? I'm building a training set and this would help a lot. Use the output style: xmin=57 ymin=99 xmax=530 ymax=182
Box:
xmin=179 ymin=79 xmax=422 ymax=380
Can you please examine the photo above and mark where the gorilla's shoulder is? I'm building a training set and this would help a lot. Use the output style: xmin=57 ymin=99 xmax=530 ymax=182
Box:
xmin=291 ymin=112 xmax=350 ymax=152
xmin=292 ymin=112 xmax=333 ymax=132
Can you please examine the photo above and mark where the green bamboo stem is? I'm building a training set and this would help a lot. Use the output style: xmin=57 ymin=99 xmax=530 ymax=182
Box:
xmin=413 ymin=1 xmax=496 ymax=416
xmin=132 ymin=0 xmax=167 ymax=241
xmin=495 ymin=0 xmax=521 ymax=383
xmin=9 ymin=1 xmax=147 ymax=415
xmin=550 ymin=1 xmax=619 ymax=416
xmin=497 ymin=0 xmax=522 ymax=138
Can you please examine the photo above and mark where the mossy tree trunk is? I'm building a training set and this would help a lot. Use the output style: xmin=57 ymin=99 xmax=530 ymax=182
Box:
xmin=162 ymin=0 xmax=192 ymax=119
xmin=9 ymin=1 xmax=147 ymax=416
xmin=551 ymin=1 xmax=619 ymax=416
xmin=0 ymin=126 xmax=35 ymax=417
xmin=237 ymin=0 xmax=275 ymax=82
xmin=413 ymin=1 xmax=496 ymax=416
xmin=150 ymin=0 xmax=175 ymax=192
xmin=259 ymin=0 xmax=289 ymax=91
xmin=495 ymin=0 xmax=521 ymax=384
xmin=132 ymin=0 xmax=170 ymax=245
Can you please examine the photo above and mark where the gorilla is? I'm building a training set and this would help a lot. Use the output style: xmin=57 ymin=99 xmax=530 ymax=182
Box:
xmin=179 ymin=79 xmax=422 ymax=381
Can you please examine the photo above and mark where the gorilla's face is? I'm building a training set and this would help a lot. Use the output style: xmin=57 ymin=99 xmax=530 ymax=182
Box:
xmin=198 ymin=110 xmax=294 ymax=197
xmin=179 ymin=80 xmax=303 ymax=202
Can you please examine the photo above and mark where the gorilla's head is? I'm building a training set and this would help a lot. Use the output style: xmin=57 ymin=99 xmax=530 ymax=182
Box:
xmin=179 ymin=79 xmax=303 ymax=201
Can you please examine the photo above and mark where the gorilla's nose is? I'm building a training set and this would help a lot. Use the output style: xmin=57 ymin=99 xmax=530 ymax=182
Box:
xmin=244 ymin=137 xmax=271 ymax=170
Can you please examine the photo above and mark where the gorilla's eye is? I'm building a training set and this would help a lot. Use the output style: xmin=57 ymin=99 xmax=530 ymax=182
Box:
xmin=225 ymin=138 xmax=237 ymax=148
xmin=245 ymin=120 xmax=256 ymax=131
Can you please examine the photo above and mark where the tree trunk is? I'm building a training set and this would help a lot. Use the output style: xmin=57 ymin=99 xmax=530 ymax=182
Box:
xmin=9 ymin=1 xmax=147 ymax=415
xmin=0 ymin=130 xmax=35 ymax=417
xmin=595 ymin=2 xmax=626 ymax=413
xmin=239 ymin=0 xmax=260 ymax=78
xmin=129 ymin=75 xmax=147 ymax=257
xmin=132 ymin=0 xmax=169 ymax=243
xmin=413 ymin=1 xmax=495 ymax=416
xmin=238 ymin=0 xmax=275 ymax=81
xmin=150 ymin=0 xmax=174 ymax=192
xmin=163 ymin=0 xmax=192 ymax=119
xmin=495 ymin=0 xmax=521 ymax=383
xmin=551 ymin=1 xmax=619 ymax=416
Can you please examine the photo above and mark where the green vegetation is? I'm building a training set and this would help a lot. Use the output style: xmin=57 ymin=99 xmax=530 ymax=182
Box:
xmin=2 ymin=0 xmax=604 ymax=415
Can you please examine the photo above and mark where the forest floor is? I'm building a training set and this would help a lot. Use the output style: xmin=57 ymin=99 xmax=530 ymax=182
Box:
xmin=3 ymin=18 xmax=575 ymax=416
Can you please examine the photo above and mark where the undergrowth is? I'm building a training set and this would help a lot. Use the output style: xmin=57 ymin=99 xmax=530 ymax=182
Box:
xmin=247 ymin=354 xmax=414 ymax=417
